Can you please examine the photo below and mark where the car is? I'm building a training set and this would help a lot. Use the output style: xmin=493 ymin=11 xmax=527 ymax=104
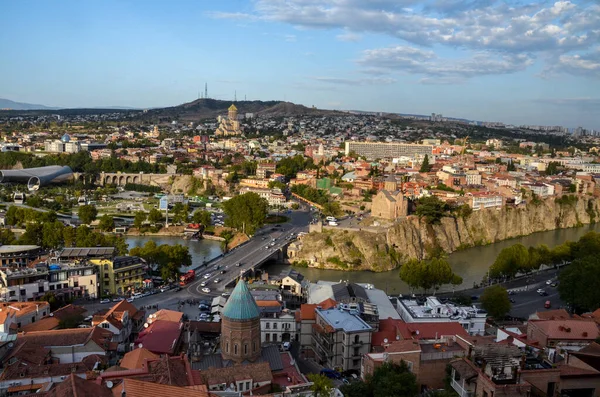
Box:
xmin=509 ymin=298 xmax=516 ymax=303
xmin=538 ymin=290 xmax=548 ymax=296
xmin=220 ymin=270 xmax=227 ymax=274
xmin=536 ymin=288 xmax=544 ymax=294
xmin=508 ymin=290 xmax=515 ymax=295
xmin=203 ymin=273 xmax=211 ymax=279
xmin=214 ymin=278 xmax=221 ymax=283
xmin=200 ymin=281 xmax=207 ymax=287
xmin=235 ymin=263 xmax=241 ymax=267
xmin=127 ymin=297 xmax=135 ymax=303
xmin=320 ymin=369 xmax=342 ymax=380
xmin=545 ymin=300 xmax=551 ymax=308
xmin=201 ymin=287 xmax=211 ymax=293
xmin=198 ymin=304 xmax=210 ymax=311
xmin=160 ymin=285 xmax=171 ymax=292
xmin=100 ymin=299 xmax=110 ymax=304
xmin=112 ymin=297 xmax=123 ymax=302
xmin=282 ymin=342 xmax=291 ymax=351
xmin=84 ymin=315 xmax=93 ymax=322
xmin=546 ymin=280 xmax=553 ymax=285
xmin=132 ymin=292 xmax=143 ymax=299
xmin=222 ymin=292 xmax=231 ymax=298
xmin=175 ymin=286 xmax=182 ymax=292
xmin=551 ymin=282 xmax=558 ymax=287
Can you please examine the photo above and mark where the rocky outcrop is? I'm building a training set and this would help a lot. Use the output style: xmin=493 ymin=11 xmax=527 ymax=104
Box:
xmin=292 ymin=197 xmax=600 ymax=272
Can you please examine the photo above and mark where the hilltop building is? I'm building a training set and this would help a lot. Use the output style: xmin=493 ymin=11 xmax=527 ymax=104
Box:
xmin=215 ymin=104 xmax=242 ymax=136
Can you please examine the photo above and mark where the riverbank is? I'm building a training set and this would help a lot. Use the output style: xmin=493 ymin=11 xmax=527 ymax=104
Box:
xmin=292 ymin=196 xmax=600 ymax=272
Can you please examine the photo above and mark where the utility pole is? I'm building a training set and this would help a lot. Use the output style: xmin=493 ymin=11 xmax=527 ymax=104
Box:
xmin=205 ymin=82 xmax=208 ymax=99
xmin=165 ymin=196 xmax=169 ymax=229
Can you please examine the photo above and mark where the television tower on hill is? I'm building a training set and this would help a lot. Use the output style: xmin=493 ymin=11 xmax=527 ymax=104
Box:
xmin=205 ymin=82 xmax=208 ymax=99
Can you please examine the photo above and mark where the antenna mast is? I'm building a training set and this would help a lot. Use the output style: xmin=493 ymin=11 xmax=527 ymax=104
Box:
xmin=205 ymin=83 xmax=208 ymax=99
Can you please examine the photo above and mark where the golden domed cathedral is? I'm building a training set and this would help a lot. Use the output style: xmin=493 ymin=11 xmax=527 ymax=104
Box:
xmin=215 ymin=104 xmax=242 ymax=136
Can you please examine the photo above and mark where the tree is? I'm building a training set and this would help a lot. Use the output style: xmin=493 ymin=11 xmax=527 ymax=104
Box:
xmin=148 ymin=208 xmax=163 ymax=225
xmin=98 ymin=215 xmax=115 ymax=232
xmin=341 ymin=361 xmax=418 ymax=397
xmin=268 ymin=180 xmax=287 ymax=191
xmin=171 ymin=203 xmax=189 ymax=224
xmin=220 ymin=230 xmax=234 ymax=253
xmin=0 ymin=228 xmax=16 ymax=245
xmin=399 ymin=257 xmax=462 ymax=294
xmin=489 ymin=244 xmax=530 ymax=278
xmin=507 ymin=160 xmax=516 ymax=171
xmin=78 ymin=204 xmax=98 ymax=224
xmin=192 ymin=210 xmax=212 ymax=226
xmin=130 ymin=241 xmax=191 ymax=282
xmin=133 ymin=211 xmax=147 ymax=229
xmin=415 ymin=196 xmax=450 ymax=224
xmin=420 ymin=154 xmax=431 ymax=172
xmin=480 ymin=285 xmax=511 ymax=319
xmin=307 ymin=374 xmax=332 ymax=397
xmin=222 ymin=192 xmax=268 ymax=236
xmin=546 ymin=161 xmax=561 ymax=175
xmin=558 ymin=256 xmax=600 ymax=313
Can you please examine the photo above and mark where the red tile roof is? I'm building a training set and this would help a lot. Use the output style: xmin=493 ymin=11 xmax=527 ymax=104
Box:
xmin=298 ymin=304 xmax=317 ymax=321
xmin=319 ymin=298 xmax=337 ymax=310
xmin=120 ymin=348 xmax=159 ymax=370
xmin=534 ymin=309 xmax=571 ymax=320
xmin=199 ymin=362 xmax=273 ymax=387
xmin=384 ymin=339 xmax=422 ymax=353
xmin=135 ymin=320 xmax=183 ymax=355
xmin=110 ymin=379 xmax=210 ymax=397
xmin=21 ymin=317 xmax=60 ymax=332
xmin=405 ymin=322 xmax=469 ymax=340
xmin=46 ymin=373 xmax=113 ymax=397
xmin=531 ymin=320 xmax=599 ymax=341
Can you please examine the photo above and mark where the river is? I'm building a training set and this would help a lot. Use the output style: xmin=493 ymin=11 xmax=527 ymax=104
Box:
xmin=126 ymin=223 xmax=600 ymax=294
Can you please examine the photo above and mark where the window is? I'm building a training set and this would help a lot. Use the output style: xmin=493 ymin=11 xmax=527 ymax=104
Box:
xmin=265 ymin=322 xmax=270 ymax=329
xmin=246 ymin=382 xmax=250 ymax=390
xmin=101 ymin=323 xmax=110 ymax=329
xmin=49 ymin=285 xmax=55 ymax=291
xmin=74 ymin=281 xmax=79 ymax=288
xmin=273 ymin=322 xmax=277 ymax=329
xmin=234 ymin=344 xmax=238 ymax=354
xmin=273 ymin=334 xmax=277 ymax=342
xmin=38 ymin=286 xmax=44 ymax=293
xmin=104 ymin=281 xmax=109 ymax=287
xmin=266 ymin=334 xmax=270 ymax=342
xmin=355 ymin=335 xmax=360 ymax=344
xmin=104 ymin=264 xmax=109 ymax=271
xmin=226 ymin=342 xmax=229 ymax=353
xmin=244 ymin=344 xmax=248 ymax=355
xmin=253 ymin=341 xmax=256 ymax=352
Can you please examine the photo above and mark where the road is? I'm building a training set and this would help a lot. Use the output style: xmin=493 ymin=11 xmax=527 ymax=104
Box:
xmin=78 ymin=207 xmax=312 ymax=315
xmin=186 ymin=208 xmax=312 ymax=298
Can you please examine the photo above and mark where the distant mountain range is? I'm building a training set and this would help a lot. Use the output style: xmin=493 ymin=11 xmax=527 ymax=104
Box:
xmin=0 ymin=98 xmax=58 ymax=110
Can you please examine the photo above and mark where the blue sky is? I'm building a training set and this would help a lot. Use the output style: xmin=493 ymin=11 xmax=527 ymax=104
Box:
xmin=1 ymin=0 xmax=598 ymax=129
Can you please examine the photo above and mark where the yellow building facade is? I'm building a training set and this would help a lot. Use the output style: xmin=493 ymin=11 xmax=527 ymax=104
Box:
xmin=215 ymin=104 xmax=242 ymax=136
xmin=90 ymin=256 xmax=146 ymax=296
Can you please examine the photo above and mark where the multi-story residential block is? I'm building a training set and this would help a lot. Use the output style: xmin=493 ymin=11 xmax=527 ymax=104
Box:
xmin=252 ymin=290 xmax=296 ymax=344
xmin=312 ymin=306 xmax=373 ymax=372
xmin=256 ymin=162 xmax=277 ymax=179
xmin=468 ymin=191 xmax=504 ymax=211
xmin=0 ymin=261 xmax=98 ymax=302
xmin=0 ymin=301 xmax=50 ymax=329
xmin=396 ymin=297 xmax=486 ymax=336
xmin=345 ymin=141 xmax=433 ymax=161
xmin=90 ymin=256 xmax=146 ymax=296
xmin=466 ymin=170 xmax=482 ymax=185
xmin=239 ymin=178 xmax=271 ymax=188
xmin=522 ymin=182 xmax=555 ymax=197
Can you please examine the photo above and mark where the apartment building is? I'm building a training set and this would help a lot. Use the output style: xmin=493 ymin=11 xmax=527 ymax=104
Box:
xmin=239 ymin=186 xmax=287 ymax=207
xmin=312 ymin=306 xmax=373 ymax=372
xmin=396 ymin=297 xmax=486 ymax=336
xmin=251 ymin=290 xmax=296 ymax=344
xmin=468 ymin=191 xmax=504 ymax=211
xmin=256 ymin=162 xmax=277 ymax=179
xmin=90 ymin=256 xmax=146 ymax=296
xmin=0 ymin=261 xmax=98 ymax=302
xmin=345 ymin=141 xmax=433 ymax=161
xmin=0 ymin=245 xmax=43 ymax=268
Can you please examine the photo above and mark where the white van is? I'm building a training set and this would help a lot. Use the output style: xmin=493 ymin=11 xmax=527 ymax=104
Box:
xmin=326 ymin=216 xmax=336 ymax=222
xmin=328 ymin=221 xmax=338 ymax=226
xmin=132 ymin=292 xmax=143 ymax=300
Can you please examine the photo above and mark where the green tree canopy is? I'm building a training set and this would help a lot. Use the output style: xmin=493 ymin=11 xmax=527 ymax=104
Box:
xmin=148 ymin=208 xmax=163 ymax=225
xmin=415 ymin=196 xmax=450 ymax=224
xmin=399 ymin=257 xmax=463 ymax=293
xmin=489 ymin=244 xmax=531 ymax=278
xmin=340 ymin=361 xmax=418 ymax=397
xmin=133 ymin=211 xmax=147 ymax=229
xmin=307 ymin=374 xmax=332 ymax=397
xmin=558 ymin=256 xmax=600 ymax=313
xmin=480 ymin=285 xmax=512 ymax=319
xmin=192 ymin=210 xmax=212 ymax=226
xmin=222 ymin=192 xmax=268 ymax=236
xmin=98 ymin=215 xmax=115 ymax=232
xmin=78 ymin=204 xmax=98 ymax=225
xmin=419 ymin=154 xmax=431 ymax=172
xmin=129 ymin=241 xmax=191 ymax=281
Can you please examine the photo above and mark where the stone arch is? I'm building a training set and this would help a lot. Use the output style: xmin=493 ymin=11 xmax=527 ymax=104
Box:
xmin=126 ymin=176 xmax=131 ymax=184
xmin=119 ymin=176 xmax=125 ymax=185
xmin=133 ymin=175 xmax=139 ymax=183
xmin=111 ymin=175 xmax=118 ymax=185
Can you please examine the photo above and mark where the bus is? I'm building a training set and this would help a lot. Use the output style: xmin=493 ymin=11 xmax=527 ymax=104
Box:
xmin=179 ymin=270 xmax=196 ymax=286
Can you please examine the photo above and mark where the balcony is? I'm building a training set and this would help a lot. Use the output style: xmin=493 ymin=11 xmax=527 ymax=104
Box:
xmin=451 ymin=379 xmax=475 ymax=397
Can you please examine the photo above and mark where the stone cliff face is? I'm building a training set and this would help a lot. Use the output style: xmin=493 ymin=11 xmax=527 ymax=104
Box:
xmin=293 ymin=197 xmax=600 ymax=272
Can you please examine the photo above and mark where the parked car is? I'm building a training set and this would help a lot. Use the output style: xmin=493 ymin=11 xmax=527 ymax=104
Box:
xmin=100 ymin=298 xmax=110 ymax=304
xmin=546 ymin=280 xmax=553 ymax=285
xmin=112 ymin=297 xmax=124 ymax=302
xmin=545 ymin=300 xmax=551 ymax=308
xmin=282 ymin=342 xmax=291 ymax=351
xmin=214 ymin=278 xmax=221 ymax=283
xmin=200 ymin=281 xmax=207 ymax=287
xmin=320 ymin=369 xmax=342 ymax=380
xmin=201 ymin=287 xmax=211 ymax=293
xmin=160 ymin=285 xmax=171 ymax=292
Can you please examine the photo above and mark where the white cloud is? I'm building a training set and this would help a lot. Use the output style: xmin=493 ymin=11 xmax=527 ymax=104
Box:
xmin=208 ymin=0 xmax=600 ymax=79
xmin=313 ymin=76 xmax=396 ymax=85
xmin=336 ymin=31 xmax=361 ymax=42
xmin=284 ymin=34 xmax=297 ymax=42
xmin=358 ymin=45 xmax=533 ymax=82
